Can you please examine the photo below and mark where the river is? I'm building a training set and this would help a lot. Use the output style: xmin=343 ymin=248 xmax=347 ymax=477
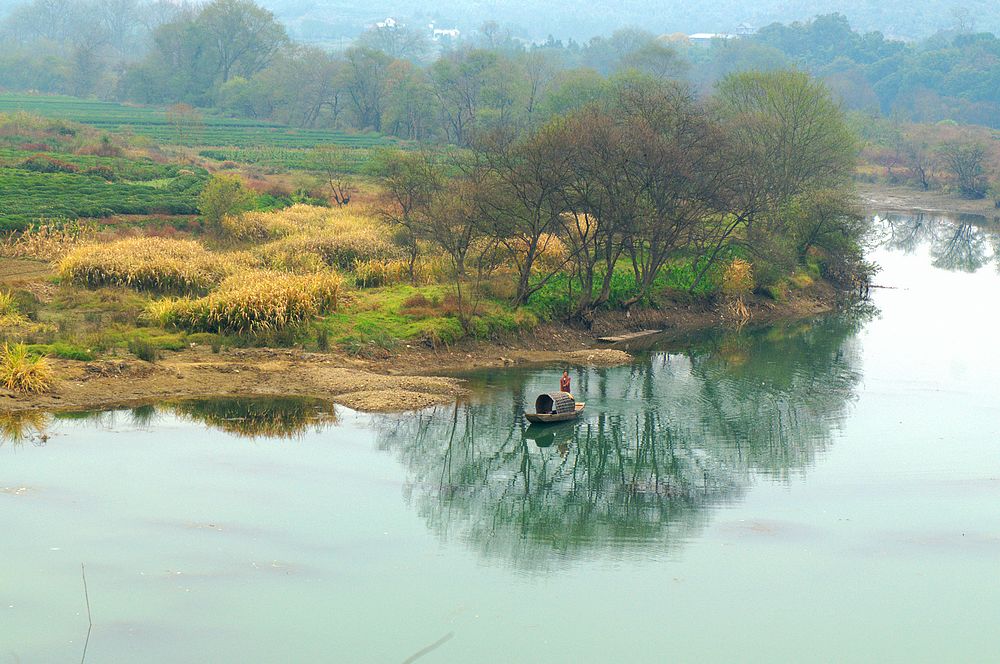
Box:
xmin=2 ymin=211 xmax=999 ymax=663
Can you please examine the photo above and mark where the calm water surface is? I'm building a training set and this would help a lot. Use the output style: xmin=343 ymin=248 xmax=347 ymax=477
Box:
xmin=3 ymin=212 xmax=1000 ymax=663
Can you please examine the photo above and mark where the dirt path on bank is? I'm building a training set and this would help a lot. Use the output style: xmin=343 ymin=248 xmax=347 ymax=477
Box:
xmin=1 ymin=283 xmax=838 ymax=415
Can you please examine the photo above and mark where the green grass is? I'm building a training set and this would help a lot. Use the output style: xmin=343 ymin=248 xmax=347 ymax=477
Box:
xmin=320 ymin=285 xmax=459 ymax=348
xmin=25 ymin=342 xmax=94 ymax=361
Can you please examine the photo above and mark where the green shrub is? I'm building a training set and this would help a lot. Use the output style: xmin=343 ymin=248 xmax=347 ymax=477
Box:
xmin=198 ymin=174 xmax=256 ymax=230
xmin=128 ymin=338 xmax=158 ymax=362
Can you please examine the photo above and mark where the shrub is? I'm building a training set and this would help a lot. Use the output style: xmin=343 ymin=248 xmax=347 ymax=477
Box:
xmin=59 ymin=238 xmax=248 ymax=294
xmin=149 ymin=270 xmax=343 ymax=335
xmin=199 ymin=174 xmax=256 ymax=230
xmin=18 ymin=154 xmax=80 ymax=174
xmin=84 ymin=165 xmax=116 ymax=181
xmin=128 ymin=338 xmax=158 ymax=362
xmin=0 ymin=343 xmax=53 ymax=394
xmin=722 ymin=259 xmax=754 ymax=297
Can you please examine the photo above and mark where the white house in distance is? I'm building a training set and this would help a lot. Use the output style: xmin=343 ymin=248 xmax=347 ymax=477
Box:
xmin=687 ymin=24 xmax=755 ymax=45
xmin=687 ymin=32 xmax=738 ymax=45
xmin=428 ymin=23 xmax=460 ymax=41
xmin=370 ymin=17 xmax=460 ymax=42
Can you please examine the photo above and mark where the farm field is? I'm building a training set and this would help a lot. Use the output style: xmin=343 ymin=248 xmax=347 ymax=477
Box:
xmin=0 ymin=94 xmax=395 ymax=149
xmin=0 ymin=169 xmax=205 ymax=230
xmin=0 ymin=114 xmax=211 ymax=230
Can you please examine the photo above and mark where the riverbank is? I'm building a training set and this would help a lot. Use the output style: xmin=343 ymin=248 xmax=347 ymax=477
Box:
xmin=1 ymin=281 xmax=839 ymax=414
xmin=859 ymin=183 xmax=1000 ymax=218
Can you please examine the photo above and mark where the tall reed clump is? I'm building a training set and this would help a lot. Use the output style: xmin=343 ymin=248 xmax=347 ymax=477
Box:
xmin=353 ymin=255 xmax=448 ymax=287
xmin=148 ymin=270 xmax=343 ymax=335
xmin=0 ymin=343 xmax=53 ymax=394
xmin=222 ymin=204 xmax=377 ymax=241
xmin=59 ymin=238 xmax=248 ymax=294
xmin=0 ymin=221 xmax=97 ymax=260
xmin=256 ymin=228 xmax=402 ymax=272
xmin=722 ymin=258 xmax=754 ymax=325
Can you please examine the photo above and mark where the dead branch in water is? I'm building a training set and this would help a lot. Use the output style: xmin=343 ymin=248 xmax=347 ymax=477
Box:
xmin=402 ymin=632 xmax=454 ymax=663
xmin=80 ymin=564 xmax=93 ymax=664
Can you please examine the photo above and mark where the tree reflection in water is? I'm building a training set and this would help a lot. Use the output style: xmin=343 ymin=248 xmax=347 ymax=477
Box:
xmin=879 ymin=212 xmax=997 ymax=273
xmin=374 ymin=313 xmax=869 ymax=569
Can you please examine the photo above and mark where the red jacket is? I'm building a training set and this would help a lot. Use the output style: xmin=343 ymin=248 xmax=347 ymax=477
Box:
xmin=560 ymin=375 xmax=571 ymax=392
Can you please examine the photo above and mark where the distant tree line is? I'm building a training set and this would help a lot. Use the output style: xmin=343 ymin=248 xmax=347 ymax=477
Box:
xmin=4 ymin=2 xmax=1000 ymax=134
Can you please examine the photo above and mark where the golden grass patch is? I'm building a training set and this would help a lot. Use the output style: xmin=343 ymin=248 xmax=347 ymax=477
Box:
xmin=59 ymin=238 xmax=250 ymax=294
xmin=0 ymin=343 xmax=53 ymax=394
xmin=0 ymin=221 xmax=97 ymax=261
xmin=149 ymin=270 xmax=343 ymax=335
xmin=256 ymin=228 xmax=402 ymax=272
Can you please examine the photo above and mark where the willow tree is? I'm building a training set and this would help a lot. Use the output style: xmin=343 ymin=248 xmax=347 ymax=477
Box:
xmin=694 ymin=70 xmax=859 ymax=289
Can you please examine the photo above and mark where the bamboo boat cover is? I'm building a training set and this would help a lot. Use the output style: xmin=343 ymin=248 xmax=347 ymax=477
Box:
xmin=535 ymin=392 xmax=575 ymax=415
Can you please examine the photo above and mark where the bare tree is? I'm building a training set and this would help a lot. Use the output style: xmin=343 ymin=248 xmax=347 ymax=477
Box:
xmin=308 ymin=145 xmax=355 ymax=206
xmin=939 ymin=141 xmax=988 ymax=199
xmin=376 ymin=149 xmax=443 ymax=281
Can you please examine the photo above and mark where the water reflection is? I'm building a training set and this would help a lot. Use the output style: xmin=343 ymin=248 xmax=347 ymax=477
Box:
xmin=375 ymin=313 xmax=868 ymax=569
xmin=171 ymin=397 xmax=338 ymax=439
xmin=879 ymin=212 xmax=999 ymax=273
xmin=0 ymin=397 xmax=339 ymax=443
xmin=0 ymin=411 xmax=51 ymax=446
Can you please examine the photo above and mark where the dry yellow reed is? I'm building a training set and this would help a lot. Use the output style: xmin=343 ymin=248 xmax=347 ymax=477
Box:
xmin=149 ymin=270 xmax=343 ymax=334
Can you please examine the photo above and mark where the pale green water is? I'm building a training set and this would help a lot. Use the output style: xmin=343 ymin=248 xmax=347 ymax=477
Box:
xmin=3 ymin=212 xmax=1000 ymax=663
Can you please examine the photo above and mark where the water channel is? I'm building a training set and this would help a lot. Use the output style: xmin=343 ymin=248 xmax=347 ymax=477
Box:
xmin=2 ymin=211 xmax=1000 ymax=662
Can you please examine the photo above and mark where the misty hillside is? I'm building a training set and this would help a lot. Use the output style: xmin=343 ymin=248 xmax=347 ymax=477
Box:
xmin=262 ymin=0 xmax=999 ymax=41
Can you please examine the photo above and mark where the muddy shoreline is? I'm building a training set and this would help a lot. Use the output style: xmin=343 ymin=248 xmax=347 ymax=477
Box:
xmin=1 ymin=283 xmax=840 ymax=415
xmin=859 ymin=183 xmax=1000 ymax=219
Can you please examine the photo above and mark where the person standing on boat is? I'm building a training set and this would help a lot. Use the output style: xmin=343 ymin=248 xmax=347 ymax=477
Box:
xmin=560 ymin=370 xmax=571 ymax=393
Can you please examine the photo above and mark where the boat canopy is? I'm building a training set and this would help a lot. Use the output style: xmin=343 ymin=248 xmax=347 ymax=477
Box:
xmin=535 ymin=392 xmax=575 ymax=414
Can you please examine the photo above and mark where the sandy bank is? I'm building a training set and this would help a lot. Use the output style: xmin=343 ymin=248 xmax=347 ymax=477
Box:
xmin=2 ymin=279 xmax=843 ymax=415
xmin=0 ymin=345 xmax=642 ymax=414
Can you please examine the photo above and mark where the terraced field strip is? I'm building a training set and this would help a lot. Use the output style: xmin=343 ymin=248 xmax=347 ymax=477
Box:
xmin=0 ymin=94 xmax=395 ymax=149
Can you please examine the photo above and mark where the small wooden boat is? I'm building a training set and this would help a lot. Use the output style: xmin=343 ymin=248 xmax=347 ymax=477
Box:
xmin=525 ymin=392 xmax=585 ymax=424
xmin=597 ymin=329 xmax=662 ymax=343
